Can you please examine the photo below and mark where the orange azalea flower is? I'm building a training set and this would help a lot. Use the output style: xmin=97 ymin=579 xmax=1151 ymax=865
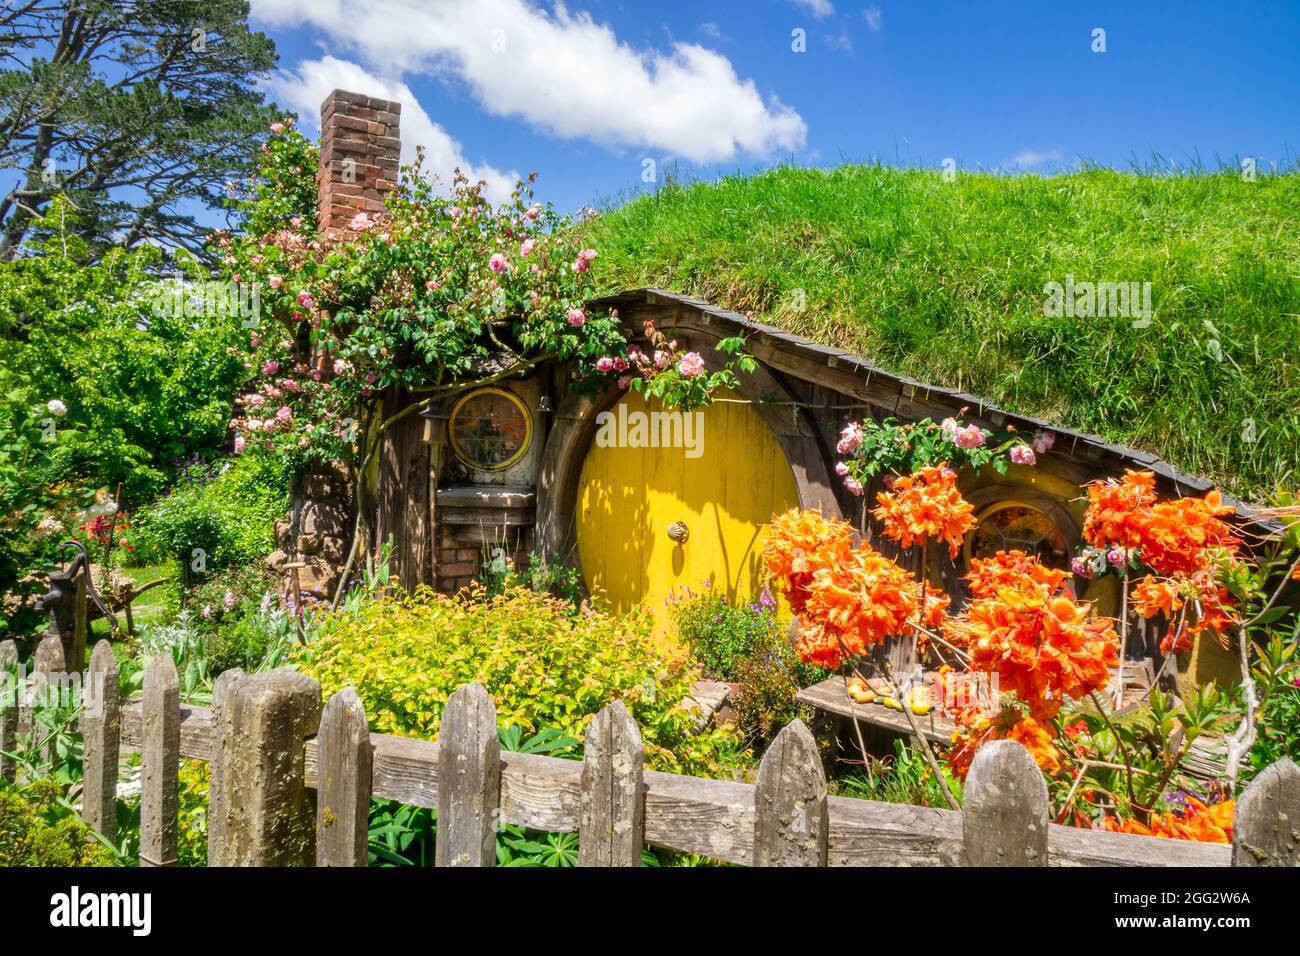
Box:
xmin=967 ymin=549 xmax=1070 ymax=599
xmin=921 ymin=585 xmax=951 ymax=630
xmin=946 ymin=709 xmax=1061 ymax=779
xmin=1083 ymin=469 xmax=1157 ymax=551
xmin=1103 ymin=797 xmax=1233 ymax=844
xmin=800 ymin=545 xmax=920 ymax=667
xmin=947 ymin=559 xmax=1118 ymax=721
xmin=762 ymin=508 xmax=853 ymax=613
xmin=1083 ymin=470 xmax=1239 ymax=576
xmin=872 ymin=464 xmax=976 ymax=558
xmin=1131 ymin=574 xmax=1184 ymax=619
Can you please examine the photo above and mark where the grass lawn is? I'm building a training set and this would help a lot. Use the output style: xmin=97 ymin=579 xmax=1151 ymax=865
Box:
xmin=89 ymin=563 xmax=177 ymax=641
xmin=583 ymin=165 xmax=1300 ymax=502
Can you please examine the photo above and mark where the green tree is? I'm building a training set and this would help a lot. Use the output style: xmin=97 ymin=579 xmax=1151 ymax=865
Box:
xmin=0 ymin=0 xmax=280 ymax=260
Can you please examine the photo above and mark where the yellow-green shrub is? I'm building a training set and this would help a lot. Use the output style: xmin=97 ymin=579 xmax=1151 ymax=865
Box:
xmin=297 ymin=587 xmax=746 ymax=777
xmin=0 ymin=781 xmax=114 ymax=866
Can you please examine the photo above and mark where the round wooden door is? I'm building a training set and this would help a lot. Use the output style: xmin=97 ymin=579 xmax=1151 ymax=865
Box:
xmin=576 ymin=389 xmax=799 ymax=632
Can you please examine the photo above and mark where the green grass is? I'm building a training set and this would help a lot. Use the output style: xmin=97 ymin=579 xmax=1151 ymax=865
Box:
xmin=583 ymin=165 xmax=1300 ymax=502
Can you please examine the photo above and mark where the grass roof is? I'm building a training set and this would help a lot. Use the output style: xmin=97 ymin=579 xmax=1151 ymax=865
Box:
xmin=582 ymin=165 xmax=1300 ymax=502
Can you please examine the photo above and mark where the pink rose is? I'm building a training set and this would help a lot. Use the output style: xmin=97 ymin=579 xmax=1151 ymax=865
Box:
xmin=245 ymin=393 xmax=265 ymax=407
xmin=677 ymin=352 xmax=705 ymax=377
xmin=567 ymin=308 xmax=585 ymax=327
xmin=578 ymin=248 xmax=598 ymax=262
xmin=261 ymin=361 xmax=279 ymax=375
xmin=613 ymin=357 xmax=629 ymax=373
xmin=276 ymin=405 xmax=292 ymax=422
xmin=525 ymin=204 xmax=541 ymax=221
xmin=617 ymin=375 xmax=632 ymax=390
xmin=1071 ymin=557 xmax=1096 ymax=580
xmin=269 ymin=121 xmax=285 ymax=134
xmin=837 ymin=422 xmax=864 ymax=455
xmin=233 ymin=435 xmax=246 ymax=454
xmin=1107 ymin=547 xmax=1129 ymax=569
xmin=1031 ymin=429 xmax=1056 ymax=454
xmin=844 ymin=477 xmax=864 ymax=496
xmin=653 ymin=350 xmax=670 ymax=370
xmin=940 ymin=417 xmax=959 ymax=441
xmin=596 ymin=357 xmax=615 ymax=373
xmin=954 ymin=425 xmax=986 ymax=449
xmin=333 ymin=359 xmax=352 ymax=376
xmin=425 ymin=279 xmax=441 ymax=291
xmin=835 ymin=461 xmax=850 ymax=476
xmin=489 ymin=253 xmax=510 ymax=273
xmin=296 ymin=290 xmax=314 ymax=307
xmin=520 ymin=239 xmax=536 ymax=257
xmin=268 ymin=275 xmax=282 ymax=289
xmin=1009 ymin=444 xmax=1037 ymax=466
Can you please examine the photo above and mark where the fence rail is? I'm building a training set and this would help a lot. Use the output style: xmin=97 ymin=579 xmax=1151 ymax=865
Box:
xmin=9 ymin=635 xmax=1300 ymax=867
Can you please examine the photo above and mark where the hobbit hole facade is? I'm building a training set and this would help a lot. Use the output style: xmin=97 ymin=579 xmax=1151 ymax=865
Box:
xmin=267 ymin=88 xmax=1244 ymax=695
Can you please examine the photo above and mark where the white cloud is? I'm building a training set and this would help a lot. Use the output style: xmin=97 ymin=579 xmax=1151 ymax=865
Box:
xmin=699 ymin=22 xmax=722 ymax=39
xmin=863 ymin=6 xmax=883 ymax=32
xmin=825 ymin=32 xmax=853 ymax=53
xmin=792 ymin=0 xmax=835 ymax=18
xmin=1004 ymin=148 xmax=1065 ymax=169
xmin=250 ymin=0 xmax=806 ymax=164
xmin=269 ymin=56 xmax=519 ymax=204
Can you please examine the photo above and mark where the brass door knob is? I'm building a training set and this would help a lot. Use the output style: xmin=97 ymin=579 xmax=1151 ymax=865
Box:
xmin=666 ymin=521 xmax=689 ymax=544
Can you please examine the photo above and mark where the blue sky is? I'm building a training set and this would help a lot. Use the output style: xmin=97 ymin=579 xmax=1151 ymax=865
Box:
xmin=249 ymin=0 xmax=1299 ymax=214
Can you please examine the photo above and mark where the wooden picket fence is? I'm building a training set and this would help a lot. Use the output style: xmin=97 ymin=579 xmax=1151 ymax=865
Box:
xmin=4 ymin=634 xmax=1299 ymax=867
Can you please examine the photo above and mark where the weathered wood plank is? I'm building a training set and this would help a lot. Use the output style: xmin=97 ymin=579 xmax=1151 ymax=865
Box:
xmin=1233 ymin=757 xmax=1300 ymax=867
xmin=753 ymin=719 xmax=828 ymax=866
xmin=963 ymin=740 xmax=1050 ymax=866
xmin=827 ymin=796 xmax=963 ymax=866
xmin=214 ymin=671 xmax=321 ymax=866
xmin=81 ymin=641 xmax=120 ymax=840
xmin=0 ymin=640 xmax=17 ymax=783
xmin=316 ymin=688 xmax=372 ymax=867
xmin=579 ymin=700 xmax=644 ymax=866
xmin=206 ymin=668 xmax=244 ymax=865
xmin=140 ymin=653 xmax=179 ymax=867
xmin=435 ymin=682 xmax=500 ymax=867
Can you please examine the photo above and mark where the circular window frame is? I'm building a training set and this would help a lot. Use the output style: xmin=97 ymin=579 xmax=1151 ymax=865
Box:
xmin=961 ymin=498 xmax=1073 ymax=572
xmin=448 ymin=387 xmax=533 ymax=472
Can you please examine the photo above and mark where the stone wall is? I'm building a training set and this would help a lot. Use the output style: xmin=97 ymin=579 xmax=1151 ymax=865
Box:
xmin=267 ymin=462 xmax=353 ymax=607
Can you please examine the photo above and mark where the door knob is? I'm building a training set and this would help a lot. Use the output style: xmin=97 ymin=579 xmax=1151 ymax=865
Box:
xmin=667 ymin=521 xmax=689 ymax=544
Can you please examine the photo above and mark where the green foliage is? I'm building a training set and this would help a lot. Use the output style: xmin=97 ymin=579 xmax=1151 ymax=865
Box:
xmin=135 ymin=454 xmax=290 ymax=586
xmin=481 ymin=549 xmax=586 ymax=607
xmin=669 ymin=584 xmax=782 ymax=681
xmin=299 ymin=586 xmax=746 ymax=777
xmin=0 ymin=781 xmax=113 ymax=867
xmin=732 ymin=641 xmax=815 ymax=747
xmin=838 ymin=415 xmax=1018 ymax=485
xmin=1246 ymin=631 xmax=1300 ymax=781
xmin=584 ymin=165 xmax=1300 ymax=500
xmin=836 ymin=739 xmax=964 ymax=810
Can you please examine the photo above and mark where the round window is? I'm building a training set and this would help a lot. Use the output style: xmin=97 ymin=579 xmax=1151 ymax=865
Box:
xmin=448 ymin=388 xmax=532 ymax=471
xmin=966 ymin=503 xmax=1069 ymax=569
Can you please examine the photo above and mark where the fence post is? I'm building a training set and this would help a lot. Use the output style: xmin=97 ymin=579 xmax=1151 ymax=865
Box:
xmin=0 ymin=640 xmax=16 ymax=784
xmin=316 ymin=687 xmax=372 ymax=867
xmin=963 ymin=740 xmax=1049 ymax=866
xmin=206 ymin=667 xmax=244 ymax=866
xmin=140 ymin=653 xmax=179 ymax=867
xmin=436 ymin=682 xmax=500 ymax=867
xmin=33 ymin=634 xmax=66 ymax=762
xmin=579 ymin=699 xmax=644 ymax=866
xmin=212 ymin=669 xmax=321 ymax=866
xmin=1232 ymin=757 xmax=1300 ymax=867
xmin=81 ymin=641 xmax=120 ymax=841
xmin=753 ymin=718 xmax=827 ymax=866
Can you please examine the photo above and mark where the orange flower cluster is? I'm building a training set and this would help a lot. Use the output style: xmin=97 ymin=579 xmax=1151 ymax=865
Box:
xmin=872 ymin=464 xmax=976 ymax=558
xmin=1103 ymin=797 xmax=1234 ymax=844
xmin=967 ymin=549 xmax=1070 ymax=598
xmin=946 ymin=710 xmax=1062 ymax=780
xmin=946 ymin=552 xmax=1118 ymax=720
xmin=1084 ymin=470 xmax=1240 ymax=576
xmin=1131 ymin=573 xmax=1238 ymax=654
xmin=761 ymin=508 xmax=853 ymax=613
xmin=762 ymin=508 xmax=920 ymax=669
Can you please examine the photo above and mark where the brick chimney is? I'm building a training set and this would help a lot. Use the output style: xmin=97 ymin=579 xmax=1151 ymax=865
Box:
xmin=316 ymin=89 xmax=401 ymax=241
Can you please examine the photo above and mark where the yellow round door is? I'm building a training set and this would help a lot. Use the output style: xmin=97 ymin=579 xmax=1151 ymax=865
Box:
xmin=576 ymin=389 xmax=800 ymax=633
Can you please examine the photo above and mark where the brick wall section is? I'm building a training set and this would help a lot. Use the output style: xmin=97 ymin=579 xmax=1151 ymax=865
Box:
xmin=435 ymin=527 xmax=482 ymax=594
xmin=316 ymin=89 xmax=401 ymax=240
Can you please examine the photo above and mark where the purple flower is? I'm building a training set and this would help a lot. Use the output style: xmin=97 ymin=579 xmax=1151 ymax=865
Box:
xmin=1071 ymin=556 xmax=1095 ymax=580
